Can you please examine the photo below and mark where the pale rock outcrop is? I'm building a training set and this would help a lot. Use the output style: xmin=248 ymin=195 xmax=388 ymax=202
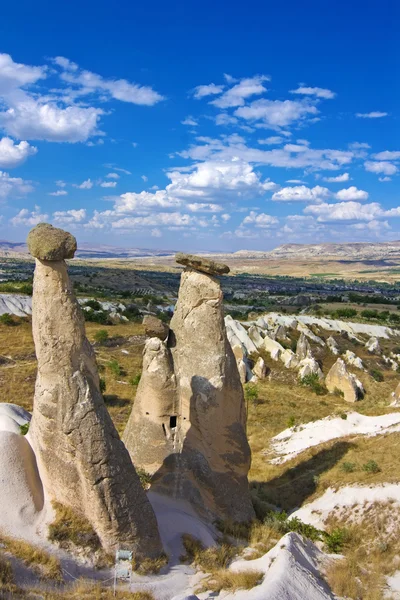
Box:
xmin=123 ymin=337 xmax=178 ymax=473
xmin=109 ymin=311 xmax=129 ymax=324
xmin=237 ymin=359 xmax=248 ymax=384
xmin=391 ymin=382 xmax=400 ymax=406
xmin=296 ymin=332 xmax=312 ymax=360
xmin=297 ymin=323 xmax=325 ymax=346
xmin=325 ymin=358 xmax=363 ymax=402
xmin=248 ymin=325 xmax=265 ymax=349
xmin=344 ymin=350 xmax=365 ymax=370
xmin=143 ymin=314 xmax=169 ymax=340
xmin=272 ymin=324 xmax=288 ymax=341
xmin=366 ymin=337 xmax=381 ymax=354
xmin=125 ymin=257 xmax=254 ymax=523
xmin=327 ymin=336 xmax=339 ymax=355
xmin=232 ymin=344 xmax=253 ymax=383
xmin=175 ymin=252 xmax=230 ymax=275
xmin=264 ymin=337 xmax=285 ymax=361
xmin=280 ymin=349 xmax=299 ymax=369
xmin=298 ymin=358 xmax=323 ymax=380
xmin=253 ymin=356 xmax=267 ymax=379
xmin=28 ymin=223 xmax=162 ymax=557
xmin=225 ymin=315 xmax=258 ymax=355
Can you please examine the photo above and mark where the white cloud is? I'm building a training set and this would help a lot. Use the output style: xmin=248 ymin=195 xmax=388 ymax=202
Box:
xmin=141 ymin=175 xmax=148 ymax=182
xmin=186 ymin=203 xmax=222 ymax=212
xmin=242 ymin=211 xmax=278 ymax=228
xmin=211 ymin=75 xmax=269 ymax=108
xmin=106 ymin=172 xmax=120 ymax=179
xmin=52 ymin=56 xmax=78 ymax=71
xmin=192 ymin=83 xmax=225 ymax=99
xmin=52 ymin=208 xmax=86 ymax=224
xmin=0 ymin=170 xmax=33 ymax=199
xmin=335 ymin=186 xmax=368 ymax=201
xmin=221 ymin=213 xmax=231 ymax=222
xmin=48 ymin=190 xmax=68 ymax=196
xmin=290 ymin=86 xmax=336 ymax=99
xmin=0 ymin=137 xmax=37 ymax=168
xmin=373 ymin=151 xmax=400 ymax=161
xmin=73 ymin=178 xmax=93 ymax=189
xmin=304 ymin=201 xmax=400 ymax=222
xmin=100 ymin=181 xmax=117 ymax=188
xmin=151 ymin=228 xmax=162 ymax=237
xmin=379 ymin=176 xmax=391 ymax=182
xmin=0 ymin=99 xmax=103 ymax=142
xmin=258 ymin=136 xmax=284 ymax=145
xmin=349 ymin=142 xmax=371 ymax=150
xmin=56 ymin=180 xmax=66 ymax=187
xmin=356 ymin=111 xmax=388 ymax=118
xmin=104 ymin=165 xmax=132 ymax=175
xmin=365 ymin=161 xmax=397 ymax=175
xmin=57 ymin=58 xmax=164 ymax=106
xmin=181 ymin=116 xmax=198 ymax=126
xmin=286 ymin=179 xmax=305 ymax=184
xmin=0 ymin=53 xmax=46 ymax=93
xmin=323 ymin=173 xmax=350 ymax=182
xmin=272 ymin=185 xmax=330 ymax=202
xmin=87 ymin=210 xmax=208 ymax=231
xmin=235 ymin=99 xmax=318 ymax=129
xmin=10 ymin=205 xmax=48 ymax=226
xmin=214 ymin=113 xmax=238 ymax=126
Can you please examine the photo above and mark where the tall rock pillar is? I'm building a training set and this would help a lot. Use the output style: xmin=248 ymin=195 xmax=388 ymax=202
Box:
xmin=28 ymin=223 xmax=162 ymax=557
xmin=124 ymin=253 xmax=254 ymax=523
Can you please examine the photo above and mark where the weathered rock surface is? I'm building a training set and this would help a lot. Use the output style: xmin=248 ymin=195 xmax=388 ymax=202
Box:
xmin=248 ymin=325 xmax=264 ymax=349
xmin=366 ymin=337 xmax=381 ymax=354
xmin=344 ymin=350 xmax=365 ymax=370
xmin=143 ymin=315 xmax=169 ymax=340
xmin=264 ymin=337 xmax=284 ymax=361
xmin=175 ymin=252 xmax=230 ymax=275
xmin=225 ymin=315 xmax=258 ymax=355
xmin=253 ymin=356 xmax=267 ymax=379
xmin=123 ymin=337 xmax=177 ymax=473
xmin=325 ymin=358 xmax=362 ymax=402
xmin=29 ymin=225 xmax=162 ymax=556
xmin=125 ymin=265 xmax=254 ymax=523
xmin=298 ymin=358 xmax=323 ymax=380
xmin=27 ymin=223 xmax=77 ymax=261
xmin=327 ymin=336 xmax=339 ymax=355
xmin=296 ymin=332 xmax=312 ymax=361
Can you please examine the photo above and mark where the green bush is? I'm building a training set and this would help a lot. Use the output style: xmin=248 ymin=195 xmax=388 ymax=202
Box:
xmin=83 ymin=299 xmax=102 ymax=311
xmin=300 ymin=373 xmax=327 ymax=396
xmin=369 ymin=368 xmax=384 ymax=382
xmin=94 ymin=329 xmax=109 ymax=344
xmin=99 ymin=377 xmax=106 ymax=393
xmin=84 ymin=308 xmax=109 ymax=324
xmin=0 ymin=313 xmax=15 ymax=326
xmin=362 ymin=460 xmax=381 ymax=474
xmin=19 ymin=422 xmax=30 ymax=436
xmin=340 ymin=461 xmax=357 ymax=473
xmin=340 ymin=413 xmax=348 ymax=420
xmin=244 ymin=383 xmax=259 ymax=405
xmin=108 ymin=359 xmax=122 ymax=378
xmin=287 ymin=415 xmax=296 ymax=428
xmin=334 ymin=308 xmax=357 ymax=318
xmin=324 ymin=528 xmax=348 ymax=553
xmin=137 ymin=468 xmax=152 ymax=489
xmin=130 ymin=373 xmax=141 ymax=387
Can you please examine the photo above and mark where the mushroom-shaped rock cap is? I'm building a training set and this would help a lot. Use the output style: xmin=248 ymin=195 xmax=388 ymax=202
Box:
xmin=175 ymin=252 xmax=230 ymax=275
xmin=27 ymin=223 xmax=77 ymax=261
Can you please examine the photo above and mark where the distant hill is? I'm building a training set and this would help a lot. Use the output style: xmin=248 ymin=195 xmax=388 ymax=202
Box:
xmin=266 ymin=242 xmax=400 ymax=261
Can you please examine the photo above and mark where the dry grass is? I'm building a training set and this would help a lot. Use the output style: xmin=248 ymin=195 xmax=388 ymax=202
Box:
xmin=0 ymin=554 xmax=14 ymax=586
xmin=197 ymin=569 xmax=264 ymax=593
xmin=48 ymin=502 xmax=101 ymax=552
xmin=0 ymin=533 xmax=62 ymax=581
xmin=180 ymin=534 xmax=239 ymax=572
xmin=134 ymin=552 xmax=168 ymax=575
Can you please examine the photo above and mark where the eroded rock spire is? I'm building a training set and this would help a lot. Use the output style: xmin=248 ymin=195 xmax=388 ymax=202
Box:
xmin=124 ymin=253 xmax=254 ymax=522
xmin=28 ymin=223 xmax=162 ymax=556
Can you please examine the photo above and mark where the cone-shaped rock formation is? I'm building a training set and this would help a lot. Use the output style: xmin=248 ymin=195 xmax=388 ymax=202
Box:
xmin=124 ymin=254 xmax=254 ymax=523
xmin=28 ymin=223 xmax=162 ymax=556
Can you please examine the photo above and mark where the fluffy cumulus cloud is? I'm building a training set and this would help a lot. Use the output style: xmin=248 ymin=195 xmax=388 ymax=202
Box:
xmin=192 ymin=83 xmax=225 ymax=99
xmin=365 ymin=161 xmax=398 ymax=175
xmin=181 ymin=116 xmax=198 ymax=126
xmin=52 ymin=208 xmax=86 ymax=224
xmin=373 ymin=151 xmax=400 ymax=161
xmin=272 ymin=185 xmax=330 ymax=202
xmin=0 ymin=137 xmax=37 ymax=168
xmin=304 ymin=201 xmax=400 ymax=223
xmin=323 ymin=173 xmax=349 ymax=182
xmin=235 ymin=99 xmax=318 ymax=129
xmin=242 ymin=211 xmax=278 ymax=227
xmin=335 ymin=186 xmax=368 ymax=201
xmin=73 ymin=178 xmax=93 ymax=189
xmin=10 ymin=205 xmax=48 ymax=226
xmin=48 ymin=190 xmax=68 ymax=196
xmin=290 ymin=86 xmax=336 ymax=99
xmin=100 ymin=181 xmax=117 ymax=188
xmin=0 ymin=170 xmax=33 ymax=199
xmin=210 ymin=76 xmax=269 ymax=109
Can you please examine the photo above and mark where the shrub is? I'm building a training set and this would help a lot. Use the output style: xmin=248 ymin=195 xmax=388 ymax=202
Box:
xmin=300 ymin=373 xmax=327 ymax=396
xmin=334 ymin=308 xmax=357 ymax=318
xmin=84 ymin=309 xmax=109 ymax=324
xmin=361 ymin=309 xmax=378 ymax=320
xmin=137 ymin=468 xmax=152 ymax=489
xmin=362 ymin=460 xmax=381 ymax=474
xmin=287 ymin=415 xmax=296 ymax=428
xmin=369 ymin=368 xmax=384 ymax=382
xmin=108 ymin=359 xmax=121 ymax=378
xmin=0 ymin=313 xmax=15 ymax=326
xmin=340 ymin=413 xmax=347 ymax=420
xmin=333 ymin=387 xmax=344 ymax=398
xmin=244 ymin=383 xmax=259 ymax=405
xmin=340 ymin=461 xmax=357 ymax=473
xmin=134 ymin=553 xmax=168 ymax=575
xmin=94 ymin=329 xmax=109 ymax=344
xmin=324 ymin=528 xmax=348 ymax=553
xmin=99 ymin=377 xmax=106 ymax=393
xmin=48 ymin=502 xmax=101 ymax=552
xmin=83 ymin=299 xmax=102 ymax=311
xmin=19 ymin=422 xmax=30 ymax=435
xmin=130 ymin=373 xmax=141 ymax=386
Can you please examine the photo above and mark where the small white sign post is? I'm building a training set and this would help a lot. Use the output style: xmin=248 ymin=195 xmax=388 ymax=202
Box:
xmin=114 ymin=549 xmax=133 ymax=596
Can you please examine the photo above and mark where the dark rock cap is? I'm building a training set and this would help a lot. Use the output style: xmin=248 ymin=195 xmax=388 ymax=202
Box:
xmin=27 ymin=223 xmax=77 ymax=261
xmin=175 ymin=252 xmax=230 ymax=275
xmin=142 ymin=314 xmax=169 ymax=340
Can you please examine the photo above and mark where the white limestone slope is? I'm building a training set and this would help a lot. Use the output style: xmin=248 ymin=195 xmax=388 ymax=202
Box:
xmin=0 ymin=293 xmax=32 ymax=316
xmin=269 ymin=412 xmax=400 ymax=463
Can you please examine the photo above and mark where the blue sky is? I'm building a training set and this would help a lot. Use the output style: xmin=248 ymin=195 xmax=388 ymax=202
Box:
xmin=0 ymin=0 xmax=398 ymax=251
